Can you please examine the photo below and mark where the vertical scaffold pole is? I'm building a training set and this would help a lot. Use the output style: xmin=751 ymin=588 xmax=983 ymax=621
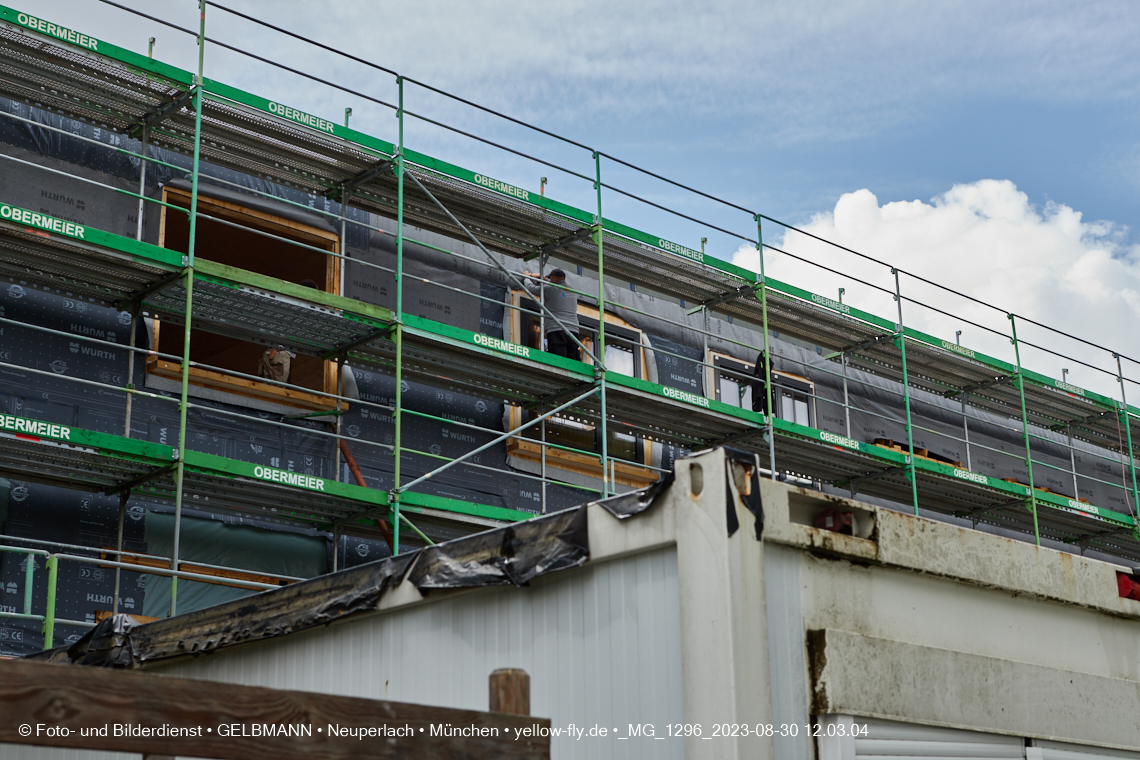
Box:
xmin=1067 ymin=426 xmax=1079 ymax=500
xmin=593 ymin=152 xmax=608 ymax=497
xmin=539 ymin=254 xmax=547 ymax=513
xmin=124 ymin=122 xmax=149 ymax=438
xmin=42 ymin=555 xmax=57 ymax=650
xmin=755 ymin=216 xmax=776 ymax=477
xmin=1115 ymin=355 xmax=1140 ymax=522
xmin=135 ymin=126 xmax=149 ymax=243
xmin=961 ymin=395 xmax=972 ymax=471
xmin=702 ymin=306 xmax=710 ymax=405
xmin=334 ymin=192 xmax=350 ymax=483
xmin=893 ymin=269 xmax=919 ymax=515
xmin=1009 ymin=315 xmax=1040 ymax=545
xmin=392 ymin=76 xmax=405 ymax=551
xmin=112 ymin=490 xmax=127 ymax=614
xmin=841 ymin=353 xmax=851 ymax=435
xmin=170 ymin=0 xmax=207 ymax=616
xmin=22 ymin=551 xmax=34 ymax=616
xmin=123 ymin=304 xmax=139 ymax=439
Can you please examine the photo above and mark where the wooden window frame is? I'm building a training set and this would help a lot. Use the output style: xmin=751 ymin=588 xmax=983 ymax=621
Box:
xmin=506 ymin=292 xmax=658 ymax=487
xmin=149 ymin=186 xmax=342 ymax=411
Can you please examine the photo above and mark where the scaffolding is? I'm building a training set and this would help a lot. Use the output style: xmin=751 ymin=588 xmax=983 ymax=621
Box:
xmin=4 ymin=1 xmax=1140 ymax=647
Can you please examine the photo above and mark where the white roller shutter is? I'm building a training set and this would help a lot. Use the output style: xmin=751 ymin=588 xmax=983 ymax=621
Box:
xmin=818 ymin=716 xmax=1140 ymax=760
xmin=818 ymin=715 xmax=1024 ymax=760
xmin=1031 ymin=740 xmax=1140 ymax=760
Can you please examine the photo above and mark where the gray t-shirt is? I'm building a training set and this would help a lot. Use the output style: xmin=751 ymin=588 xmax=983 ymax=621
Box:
xmin=524 ymin=277 xmax=580 ymax=334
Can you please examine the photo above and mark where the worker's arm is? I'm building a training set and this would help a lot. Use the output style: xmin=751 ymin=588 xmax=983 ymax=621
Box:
xmin=520 ymin=270 xmax=544 ymax=295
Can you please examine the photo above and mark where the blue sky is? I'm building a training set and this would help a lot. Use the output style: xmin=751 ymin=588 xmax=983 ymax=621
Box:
xmin=25 ymin=0 xmax=1140 ymax=392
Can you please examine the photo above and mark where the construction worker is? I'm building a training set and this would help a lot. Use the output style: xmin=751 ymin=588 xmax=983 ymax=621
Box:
xmin=522 ymin=268 xmax=581 ymax=361
xmin=751 ymin=351 xmax=771 ymax=416
xmin=258 ymin=345 xmax=293 ymax=383
xmin=257 ymin=279 xmax=320 ymax=384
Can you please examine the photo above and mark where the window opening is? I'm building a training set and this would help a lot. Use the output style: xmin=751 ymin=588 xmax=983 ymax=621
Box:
xmin=710 ymin=352 xmax=814 ymax=427
xmin=776 ymin=375 xmax=815 ymax=428
xmin=150 ymin=186 xmax=341 ymax=409
xmin=508 ymin=294 xmax=657 ymax=486
xmin=713 ymin=355 xmax=754 ymax=410
xmin=579 ymin=316 xmax=641 ymax=463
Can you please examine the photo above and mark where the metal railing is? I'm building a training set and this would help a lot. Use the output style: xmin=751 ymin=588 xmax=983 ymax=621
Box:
xmin=0 ymin=542 xmax=278 ymax=650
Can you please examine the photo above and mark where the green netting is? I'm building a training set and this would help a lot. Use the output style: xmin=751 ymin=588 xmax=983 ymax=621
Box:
xmin=143 ymin=512 xmax=327 ymax=617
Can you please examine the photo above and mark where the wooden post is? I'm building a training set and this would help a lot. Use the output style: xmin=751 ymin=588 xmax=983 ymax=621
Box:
xmin=489 ymin=668 xmax=530 ymax=716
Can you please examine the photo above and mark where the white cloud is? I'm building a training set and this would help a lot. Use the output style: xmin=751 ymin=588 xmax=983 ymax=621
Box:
xmin=733 ymin=180 xmax=1140 ymax=397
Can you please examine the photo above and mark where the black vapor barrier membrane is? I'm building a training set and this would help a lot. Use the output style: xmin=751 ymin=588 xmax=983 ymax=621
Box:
xmin=647 ymin=335 xmax=701 ymax=469
xmin=0 ymin=95 xmax=589 ymax=495
xmin=0 ymin=98 xmax=592 ymax=636
xmin=30 ymin=504 xmax=593 ymax=668
xmin=0 ymin=98 xmax=373 ymax=251
xmin=164 ymin=177 xmax=336 ymax=233
xmin=342 ymin=368 xmax=586 ymax=514
xmin=0 ymin=476 xmax=340 ymax=656
xmin=0 ymin=481 xmax=147 ymax=657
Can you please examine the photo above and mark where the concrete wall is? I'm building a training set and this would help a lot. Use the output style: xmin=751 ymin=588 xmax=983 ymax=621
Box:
xmin=759 ymin=478 xmax=1140 ymax=754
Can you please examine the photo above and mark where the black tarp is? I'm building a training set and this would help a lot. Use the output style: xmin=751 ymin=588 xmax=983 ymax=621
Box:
xmin=31 ymin=501 xmax=595 ymax=668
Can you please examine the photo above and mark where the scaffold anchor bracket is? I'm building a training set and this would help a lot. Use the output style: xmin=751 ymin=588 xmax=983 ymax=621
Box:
xmin=126 ymin=88 xmax=195 ymax=139
xmin=325 ymin=157 xmax=399 ymax=200
xmin=321 ymin=323 xmax=396 ymax=359
xmin=115 ymin=269 xmax=188 ymax=312
xmin=524 ymin=380 xmax=601 ymax=412
xmin=102 ymin=462 xmax=178 ymax=498
xmin=522 ymin=226 xmax=593 ymax=262
xmin=686 ymin=282 xmax=762 ymax=315
xmin=840 ymin=465 xmax=908 ymax=495
xmin=825 ymin=331 xmax=896 ymax=360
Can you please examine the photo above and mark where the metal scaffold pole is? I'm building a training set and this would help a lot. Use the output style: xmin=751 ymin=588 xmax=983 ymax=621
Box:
xmin=112 ymin=491 xmax=127 ymax=614
xmin=842 ymin=354 xmax=851 ymax=436
xmin=594 ymin=152 xmax=608 ymax=497
xmin=170 ymin=0 xmax=207 ymax=616
xmin=1009 ymin=314 xmax=1040 ymax=545
xmin=334 ymin=190 xmax=350 ymax=483
xmin=123 ymin=304 xmax=139 ymax=439
xmin=135 ymin=125 xmax=149 ymax=243
xmin=892 ymin=270 xmax=919 ymax=515
xmin=1115 ymin=355 xmax=1140 ymax=524
xmin=756 ymin=217 xmax=776 ymax=477
xmin=398 ymin=384 xmax=601 ymax=496
xmin=539 ymin=254 xmax=547 ymax=513
xmin=42 ymin=555 xmax=58 ymax=649
xmin=122 ymin=38 xmax=157 ymax=443
xmin=392 ymin=75 xmax=405 ymax=553
xmin=123 ymin=120 xmax=148 ymax=440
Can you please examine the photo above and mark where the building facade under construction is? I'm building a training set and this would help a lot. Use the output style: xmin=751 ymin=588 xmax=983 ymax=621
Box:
xmin=3 ymin=0 xmax=1140 ymax=664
